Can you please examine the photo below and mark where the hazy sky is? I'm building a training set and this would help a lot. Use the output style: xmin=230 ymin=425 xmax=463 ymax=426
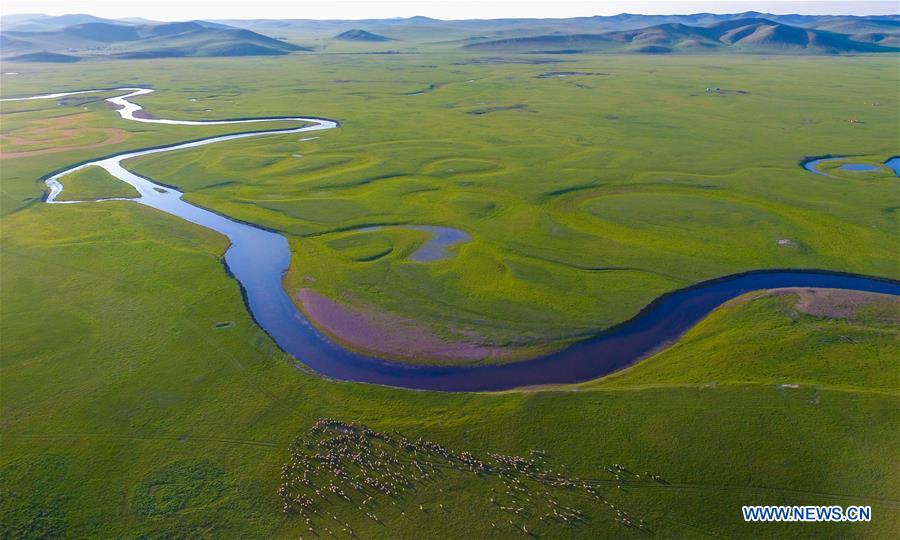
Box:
xmin=3 ymin=1 xmax=896 ymax=21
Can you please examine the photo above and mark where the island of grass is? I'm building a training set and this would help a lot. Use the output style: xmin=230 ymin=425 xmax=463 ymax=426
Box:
xmin=54 ymin=165 xmax=139 ymax=201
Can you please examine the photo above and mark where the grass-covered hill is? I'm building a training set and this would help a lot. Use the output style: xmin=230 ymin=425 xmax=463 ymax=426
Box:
xmin=3 ymin=13 xmax=898 ymax=57
xmin=466 ymin=17 xmax=899 ymax=54
xmin=0 ymin=21 xmax=308 ymax=60
xmin=0 ymin=12 xmax=115 ymax=32
xmin=333 ymin=29 xmax=393 ymax=41
xmin=811 ymin=17 xmax=900 ymax=47
xmin=6 ymin=51 xmax=81 ymax=62
xmin=212 ymin=12 xmax=899 ymax=49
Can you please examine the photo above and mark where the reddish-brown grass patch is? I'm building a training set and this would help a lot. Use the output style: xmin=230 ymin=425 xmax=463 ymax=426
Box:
xmin=0 ymin=113 xmax=129 ymax=158
xmin=770 ymin=287 xmax=899 ymax=322
xmin=297 ymin=288 xmax=521 ymax=364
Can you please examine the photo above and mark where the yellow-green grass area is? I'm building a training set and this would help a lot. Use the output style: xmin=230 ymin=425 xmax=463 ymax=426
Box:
xmin=114 ymin=53 xmax=900 ymax=359
xmin=582 ymin=290 xmax=900 ymax=392
xmin=0 ymin=79 xmax=310 ymax=216
xmin=53 ymin=165 xmax=140 ymax=201
xmin=1 ymin=200 xmax=897 ymax=538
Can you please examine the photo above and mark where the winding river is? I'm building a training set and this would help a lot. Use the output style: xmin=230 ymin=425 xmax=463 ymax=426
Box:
xmin=3 ymin=87 xmax=898 ymax=391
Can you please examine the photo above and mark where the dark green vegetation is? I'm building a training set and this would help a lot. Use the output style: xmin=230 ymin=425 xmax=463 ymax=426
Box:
xmin=0 ymin=45 xmax=898 ymax=539
xmin=0 ymin=21 xmax=307 ymax=60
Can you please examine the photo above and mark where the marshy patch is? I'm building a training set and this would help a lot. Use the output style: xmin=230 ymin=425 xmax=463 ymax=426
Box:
xmin=132 ymin=459 xmax=228 ymax=518
xmin=0 ymin=454 xmax=70 ymax=539
xmin=770 ymin=288 xmax=899 ymax=323
xmin=535 ymin=71 xmax=608 ymax=78
xmin=296 ymin=288 xmax=516 ymax=363
xmin=326 ymin=231 xmax=394 ymax=262
xmin=703 ymin=87 xmax=750 ymax=96
xmin=452 ymin=57 xmax=562 ymax=65
xmin=466 ymin=104 xmax=528 ymax=115
xmin=407 ymin=225 xmax=471 ymax=262
xmin=352 ymin=224 xmax=470 ymax=262
xmin=405 ymin=83 xmax=440 ymax=96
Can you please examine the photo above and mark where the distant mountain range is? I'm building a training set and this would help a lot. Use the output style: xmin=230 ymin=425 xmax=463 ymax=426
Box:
xmin=1 ymin=12 xmax=897 ymax=61
xmin=211 ymin=11 xmax=900 ymax=44
xmin=0 ymin=19 xmax=307 ymax=60
xmin=466 ymin=18 xmax=899 ymax=54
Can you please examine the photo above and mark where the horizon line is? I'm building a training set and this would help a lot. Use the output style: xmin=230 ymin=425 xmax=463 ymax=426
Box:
xmin=3 ymin=10 xmax=899 ymax=22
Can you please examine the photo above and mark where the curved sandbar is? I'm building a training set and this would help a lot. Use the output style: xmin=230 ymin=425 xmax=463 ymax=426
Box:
xmin=5 ymin=87 xmax=898 ymax=391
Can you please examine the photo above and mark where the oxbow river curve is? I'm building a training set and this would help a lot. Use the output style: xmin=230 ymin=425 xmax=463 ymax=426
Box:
xmin=2 ymin=87 xmax=898 ymax=392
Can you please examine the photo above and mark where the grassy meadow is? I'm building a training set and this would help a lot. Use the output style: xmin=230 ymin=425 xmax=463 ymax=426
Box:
xmin=53 ymin=166 xmax=140 ymax=201
xmin=120 ymin=53 xmax=898 ymax=358
xmin=0 ymin=51 xmax=898 ymax=538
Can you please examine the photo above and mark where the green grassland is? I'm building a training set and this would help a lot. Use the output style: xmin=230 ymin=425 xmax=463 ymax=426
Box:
xmin=54 ymin=166 xmax=140 ymax=201
xmin=1 ymin=199 xmax=898 ymax=538
xmin=113 ymin=53 xmax=900 ymax=357
xmin=0 ymin=85 xmax=298 ymax=216
xmin=1 ymin=52 xmax=898 ymax=538
xmin=585 ymin=291 xmax=899 ymax=392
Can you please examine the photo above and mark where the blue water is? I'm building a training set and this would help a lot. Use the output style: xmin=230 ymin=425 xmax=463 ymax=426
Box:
xmin=408 ymin=226 xmax=471 ymax=262
xmin=255 ymin=269 xmax=899 ymax=391
xmin=839 ymin=163 xmax=879 ymax=172
xmin=357 ymin=225 xmax=470 ymax=261
xmin=885 ymin=157 xmax=900 ymax=176
xmin=804 ymin=156 xmax=898 ymax=177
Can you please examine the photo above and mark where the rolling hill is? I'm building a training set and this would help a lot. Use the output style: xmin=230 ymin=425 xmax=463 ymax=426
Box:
xmin=6 ymin=51 xmax=81 ymax=62
xmin=334 ymin=29 xmax=393 ymax=41
xmin=465 ymin=18 xmax=899 ymax=54
xmin=0 ymin=20 xmax=309 ymax=60
xmin=3 ymin=12 xmax=898 ymax=59
xmin=211 ymin=12 xmax=900 ymax=46
xmin=0 ymin=13 xmax=123 ymax=32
